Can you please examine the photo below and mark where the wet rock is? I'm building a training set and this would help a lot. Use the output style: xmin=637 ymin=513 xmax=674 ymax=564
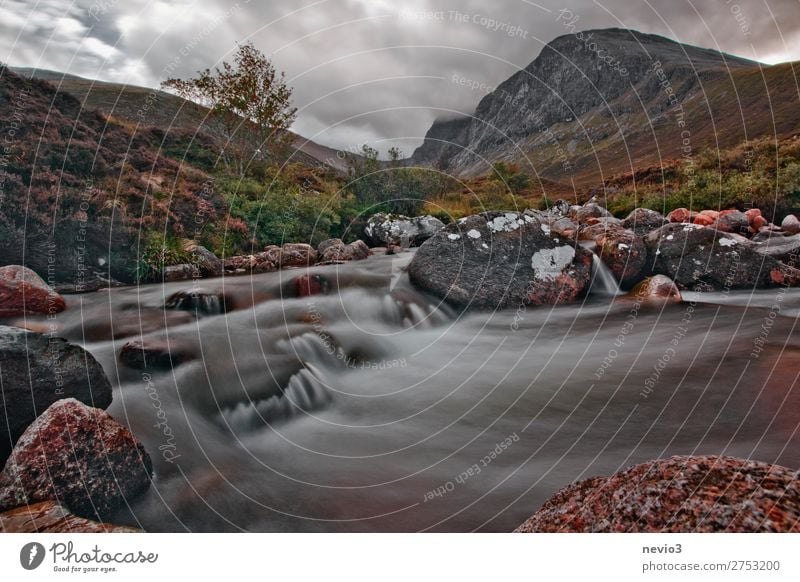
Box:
xmin=317 ymin=239 xmax=370 ymax=262
xmin=408 ymin=211 xmax=593 ymax=311
xmin=164 ymin=288 xmax=227 ymax=315
xmin=294 ymin=274 xmax=330 ymax=297
xmin=621 ymin=208 xmax=667 ymax=236
xmin=0 ymin=326 xmax=112 ymax=463
xmin=781 ymin=214 xmax=800 ymax=234
xmin=667 ymin=208 xmax=695 ymax=223
xmin=364 ymin=213 xmax=445 ymax=247
xmin=0 ymin=399 xmax=152 ymax=519
xmin=162 ymin=264 xmax=199 ymax=282
xmin=644 ymin=223 xmax=800 ymax=290
xmin=0 ymin=501 xmax=140 ymax=533
xmin=628 ymin=275 xmax=682 ymax=303
xmin=515 ymin=455 xmax=800 ymax=532
xmin=575 ymin=202 xmax=612 ymax=225
xmin=714 ymin=210 xmax=749 ymax=235
xmin=120 ymin=338 xmax=197 ymax=371
xmin=184 ymin=242 xmax=223 ymax=278
xmin=71 ymin=309 xmax=194 ymax=342
xmin=580 ymin=224 xmax=647 ymax=287
xmin=0 ymin=265 xmax=66 ymax=317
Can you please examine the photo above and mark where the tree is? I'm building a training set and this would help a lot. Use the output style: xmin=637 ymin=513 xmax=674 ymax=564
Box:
xmin=162 ymin=42 xmax=297 ymax=176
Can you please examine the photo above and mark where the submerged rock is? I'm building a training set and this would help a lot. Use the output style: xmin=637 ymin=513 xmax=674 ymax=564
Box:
xmin=0 ymin=501 xmax=139 ymax=533
xmin=120 ymin=338 xmax=197 ymax=371
xmin=0 ymin=326 xmax=112 ymax=463
xmin=0 ymin=399 xmax=152 ymax=520
xmin=515 ymin=455 xmax=800 ymax=532
xmin=0 ymin=265 xmax=66 ymax=317
xmin=364 ymin=213 xmax=445 ymax=247
xmin=628 ymin=275 xmax=682 ymax=303
xmin=645 ymin=223 xmax=800 ymax=290
xmin=408 ymin=211 xmax=593 ymax=311
xmin=164 ymin=288 xmax=227 ymax=315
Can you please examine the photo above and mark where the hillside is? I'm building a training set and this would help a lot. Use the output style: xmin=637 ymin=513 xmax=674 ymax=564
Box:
xmin=411 ymin=28 xmax=800 ymax=185
xmin=10 ymin=67 xmax=351 ymax=173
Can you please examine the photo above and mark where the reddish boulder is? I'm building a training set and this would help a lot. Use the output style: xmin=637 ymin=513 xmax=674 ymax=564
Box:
xmin=745 ymin=208 xmax=762 ymax=222
xmin=0 ymin=265 xmax=66 ymax=318
xmin=750 ymin=215 xmax=768 ymax=231
xmin=0 ymin=399 xmax=152 ymax=519
xmin=317 ymin=239 xmax=370 ymax=262
xmin=294 ymin=274 xmax=330 ymax=297
xmin=575 ymin=202 xmax=612 ymax=225
xmin=667 ymin=208 xmax=694 ymax=223
xmin=628 ymin=275 xmax=682 ymax=304
xmin=0 ymin=501 xmax=139 ymax=533
xmin=621 ymin=208 xmax=667 ymax=236
xmin=693 ymin=214 xmax=716 ymax=226
xmin=515 ymin=455 xmax=800 ymax=532
xmin=266 ymin=243 xmax=318 ymax=268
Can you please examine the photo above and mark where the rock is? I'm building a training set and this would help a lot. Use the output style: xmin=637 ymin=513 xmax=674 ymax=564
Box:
xmin=781 ymin=214 xmax=800 ymax=234
xmin=0 ymin=500 xmax=139 ymax=532
xmin=162 ymin=264 xmax=199 ymax=282
xmin=408 ymin=211 xmax=593 ymax=311
xmin=575 ymin=202 xmax=612 ymax=225
xmin=264 ymin=243 xmax=318 ymax=268
xmin=580 ymin=224 xmax=647 ymax=287
xmin=317 ymin=239 xmax=370 ymax=262
xmin=550 ymin=217 xmax=578 ymax=239
xmin=0 ymin=326 xmax=112 ymax=463
xmin=0 ymin=265 xmax=66 ymax=317
xmin=585 ymin=216 xmax=621 ymax=227
xmin=184 ymin=242 xmax=223 ymax=278
xmin=752 ymin=234 xmax=800 ymax=265
xmin=667 ymin=208 xmax=695 ymax=223
xmin=364 ymin=214 xmax=445 ymax=247
xmin=546 ymin=199 xmax=572 ymax=217
xmin=0 ymin=399 xmax=152 ymax=519
xmin=714 ymin=210 xmax=750 ymax=235
xmin=164 ymin=288 xmax=227 ymax=315
xmin=515 ymin=455 xmax=800 ymax=532
xmin=699 ymin=209 xmax=720 ymax=221
xmin=745 ymin=208 xmax=762 ymax=222
xmin=693 ymin=213 xmax=716 ymax=226
xmin=644 ymin=223 xmax=800 ymax=290
xmin=119 ymin=338 xmax=197 ymax=371
xmin=294 ymin=274 xmax=330 ymax=297
xmin=68 ymin=309 xmax=194 ymax=342
xmin=628 ymin=275 xmax=682 ymax=303
xmin=750 ymin=215 xmax=769 ymax=232
xmin=621 ymin=208 xmax=667 ymax=236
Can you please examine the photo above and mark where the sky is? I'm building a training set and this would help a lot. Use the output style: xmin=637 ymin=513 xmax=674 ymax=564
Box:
xmin=2 ymin=0 xmax=800 ymax=156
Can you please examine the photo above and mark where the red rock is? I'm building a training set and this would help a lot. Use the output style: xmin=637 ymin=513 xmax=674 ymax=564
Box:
xmin=699 ymin=209 xmax=720 ymax=220
xmin=515 ymin=455 xmax=800 ymax=532
xmin=745 ymin=208 xmax=762 ymax=221
xmin=294 ymin=274 xmax=330 ymax=297
xmin=0 ymin=265 xmax=66 ymax=317
xmin=628 ymin=275 xmax=682 ymax=303
xmin=750 ymin=215 xmax=768 ymax=230
xmin=0 ymin=501 xmax=139 ymax=533
xmin=667 ymin=208 xmax=694 ymax=223
xmin=0 ymin=399 xmax=153 ymax=519
xmin=693 ymin=214 xmax=716 ymax=226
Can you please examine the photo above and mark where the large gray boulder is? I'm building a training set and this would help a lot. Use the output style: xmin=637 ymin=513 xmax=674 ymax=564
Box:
xmin=0 ymin=326 xmax=112 ymax=463
xmin=364 ymin=213 xmax=445 ymax=247
xmin=408 ymin=211 xmax=593 ymax=311
xmin=645 ymin=223 xmax=800 ymax=290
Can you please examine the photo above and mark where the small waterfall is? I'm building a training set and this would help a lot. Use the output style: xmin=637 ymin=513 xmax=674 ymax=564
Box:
xmin=164 ymin=288 xmax=226 ymax=315
xmin=583 ymin=247 xmax=621 ymax=296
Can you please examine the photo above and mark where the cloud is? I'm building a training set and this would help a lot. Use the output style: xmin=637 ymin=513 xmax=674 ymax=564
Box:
xmin=2 ymin=0 xmax=799 ymax=155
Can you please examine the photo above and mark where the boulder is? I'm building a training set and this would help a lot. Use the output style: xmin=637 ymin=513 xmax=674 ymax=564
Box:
xmin=752 ymin=234 xmax=800 ymax=265
xmin=264 ymin=243 xmax=318 ymax=268
xmin=579 ymin=224 xmax=647 ymax=287
xmin=644 ymin=223 xmax=800 ymax=290
xmin=575 ymin=202 xmax=612 ymax=225
xmin=781 ymin=214 xmax=800 ymax=234
xmin=0 ymin=500 xmax=140 ymax=533
xmin=549 ymin=217 xmax=578 ymax=239
xmin=515 ymin=455 xmax=800 ymax=532
xmin=621 ymin=208 xmax=667 ymax=236
xmin=317 ymin=239 xmax=370 ymax=262
xmin=667 ymin=208 xmax=695 ymax=223
xmin=0 ymin=399 xmax=152 ymax=519
xmin=293 ymin=274 xmax=330 ymax=297
xmin=184 ymin=242 xmax=223 ymax=278
xmin=693 ymin=214 xmax=716 ymax=227
xmin=408 ymin=212 xmax=593 ymax=311
xmin=162 ymin=263 xmax=199 ymax=282
xmin=0 ymin=326 xmax=112 ymax=463
xmin=546 ymin=199 xmax=572 ymax=217
xmin=0 ymin=265 xmax=66 ymax=317
xmin=164 ymin=288 xmax=227 ymax=315
xmin=364 ymin=214 xmax=445 ymax=247
xmin=714 ymin=210 xmax=750 ymax=235
xmin=628 ymin=275 xmax=682 ymax=304
xmin=119 ymin=338 xmax=197 ymax=371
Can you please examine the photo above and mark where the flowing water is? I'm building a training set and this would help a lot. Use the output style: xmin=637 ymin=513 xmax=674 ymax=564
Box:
xmin=43 ymin=253 xmax=800 ymax=531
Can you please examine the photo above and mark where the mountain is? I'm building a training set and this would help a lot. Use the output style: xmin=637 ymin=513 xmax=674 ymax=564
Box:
xmin=9 ymin=67 xmax=350 ymax=173
xmin=411 ymin=28 xmax=800 ymax=184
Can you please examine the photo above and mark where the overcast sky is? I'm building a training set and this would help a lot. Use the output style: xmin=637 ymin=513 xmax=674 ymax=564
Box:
xmin=3 ymin=0 xmax=800 ymax=155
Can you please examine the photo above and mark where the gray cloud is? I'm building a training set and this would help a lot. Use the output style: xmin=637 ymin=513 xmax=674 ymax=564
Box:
xmin=2 ymin=0 xmax=799 ymax=155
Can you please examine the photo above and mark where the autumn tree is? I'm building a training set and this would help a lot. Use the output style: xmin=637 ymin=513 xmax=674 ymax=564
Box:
xmin=162 ymin=42 xmax=297 ymax=176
